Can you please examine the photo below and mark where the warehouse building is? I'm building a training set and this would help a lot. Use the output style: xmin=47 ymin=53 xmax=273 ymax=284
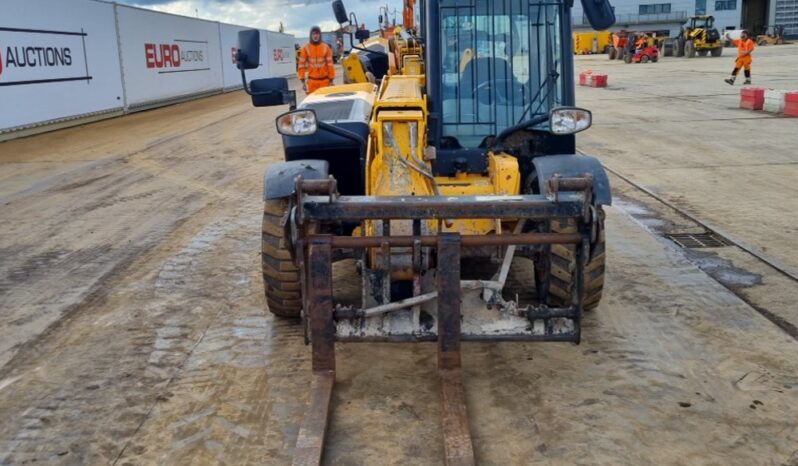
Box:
xmin=572 ymin=0 xmax=797 ymax=37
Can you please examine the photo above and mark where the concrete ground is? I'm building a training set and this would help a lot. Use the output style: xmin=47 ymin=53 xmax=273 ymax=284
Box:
xmin=0 ymin=45 xmax=797 ymax=465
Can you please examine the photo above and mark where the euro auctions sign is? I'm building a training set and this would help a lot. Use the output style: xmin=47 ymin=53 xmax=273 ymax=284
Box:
xmin=0 ymin=27 xmax=92 ymax=86
xmin=144 ymin=40 xmax=210 ymax=73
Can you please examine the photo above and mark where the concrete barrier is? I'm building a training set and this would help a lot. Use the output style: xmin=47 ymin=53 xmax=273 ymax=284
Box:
xmin=740 ymin=87 xmax=765 ymax=110
xmin=763 ymin=90 xmax=786 ymax=113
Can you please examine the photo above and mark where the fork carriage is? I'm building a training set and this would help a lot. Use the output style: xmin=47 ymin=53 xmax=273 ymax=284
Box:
xmin=289 ymin=174 xmax=597 ymax=465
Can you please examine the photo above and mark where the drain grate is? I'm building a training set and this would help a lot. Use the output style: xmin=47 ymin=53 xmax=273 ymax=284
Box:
xmin=666 ymin=232 xmax=732 ymax=248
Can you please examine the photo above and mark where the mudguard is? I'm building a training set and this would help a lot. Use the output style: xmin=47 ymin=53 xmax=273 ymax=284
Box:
xmin=263 ymin=160 xmax=329 ymax=200
xmin=533 ymin=154 xmax=612 ymax=205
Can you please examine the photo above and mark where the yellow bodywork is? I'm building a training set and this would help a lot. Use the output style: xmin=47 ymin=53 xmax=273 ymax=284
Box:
xmin=573 ymin=31 xmax=611 ymax=54
xmin=342 ymin=37 xmax=390 ymax=84
xmin=361 ymin=75 xmax=521 ymax=276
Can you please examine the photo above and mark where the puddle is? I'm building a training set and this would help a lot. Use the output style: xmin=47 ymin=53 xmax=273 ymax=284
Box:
xmin=685 ymin=250 xmax=762 ymax=288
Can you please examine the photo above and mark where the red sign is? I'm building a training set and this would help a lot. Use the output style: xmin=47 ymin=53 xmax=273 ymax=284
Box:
xmin=145 ymin=43 xmax=181 ymax=68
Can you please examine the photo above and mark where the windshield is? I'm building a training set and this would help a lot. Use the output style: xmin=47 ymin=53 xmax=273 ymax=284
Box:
xmin=691 ymin=17 xmax=713 ymax=28
xmin=440 ymin=0 xmax=564 ymax=148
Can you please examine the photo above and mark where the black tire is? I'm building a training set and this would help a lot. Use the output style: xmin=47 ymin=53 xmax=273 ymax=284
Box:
xmin=624 ymin=51 xmax=632 ymax=63
xmin=641 ymin=54 xmax=650 ymax=63
xmin=685 ymin=40 xmax=696 ymax=58
xmin=675 ymin=40 xmax=685 ymax=57
xmin=711 ymin=46 xmax=723 ymax=57
xmin=262 ymin=199 xmax=302 ymax=317
xmin=546 ymin=209 xmax=606 ymax=312
xmin=698 ymin=49 xmax=709 ymax=57
xmin=652 ymin=55 xmax=659 ymax=62
xmin=609 ymin=47 xmax=617 ymax=60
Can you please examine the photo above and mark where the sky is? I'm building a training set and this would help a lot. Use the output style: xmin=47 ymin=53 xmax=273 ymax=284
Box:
xmin=119 ymin=0 xmax=407 ymax=38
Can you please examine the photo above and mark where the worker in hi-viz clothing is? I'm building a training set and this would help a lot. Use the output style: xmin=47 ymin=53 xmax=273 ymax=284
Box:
xmin=297 ymin=26 xmax=336 ymax=94
xmin=725 ymin=30 xmax=755 ymax=85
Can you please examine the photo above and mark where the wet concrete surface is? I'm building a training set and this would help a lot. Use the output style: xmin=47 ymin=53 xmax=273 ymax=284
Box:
xmin=0 ymin=52 xmax=797 ymax=465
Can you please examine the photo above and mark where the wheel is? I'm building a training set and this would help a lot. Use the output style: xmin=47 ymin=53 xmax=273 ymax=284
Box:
xmin=675 ymin=40 xmax=685 ymax=57
xmin=609 ymin=47 xmax=617 ymax=60
xmin=545 ymin=209 xmax=606 ymax=311
xmin=652 ymin=55 xmax=659 ymax=62
xmin=710 ymin=46 xmax=723 ymax=57
xmin=641 ymin=54 xmax=650 ymax=63
xmin=624 ymin=51 xmax=632 ymax=63
xmin=698 ymin=49 xmax=709 ymax=57
xmin=262 ymin=198 xmax=302 ymax=317
xmin=685 ymin=40 xmax=696 ymax=58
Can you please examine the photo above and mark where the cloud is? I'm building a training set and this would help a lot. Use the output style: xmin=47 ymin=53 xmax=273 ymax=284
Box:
xmin=117 ymin=0 xmax=406 ymax=37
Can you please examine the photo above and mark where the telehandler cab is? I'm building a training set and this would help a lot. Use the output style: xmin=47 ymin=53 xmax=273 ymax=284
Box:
xmin=236 ymin=0 xmax=615 ymax=462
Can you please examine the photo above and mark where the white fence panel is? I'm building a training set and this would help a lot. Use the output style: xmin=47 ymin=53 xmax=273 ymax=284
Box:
xmin=0 ymin=0 xmax=124 ymax=132
xmin=116 ymin=5 xmax=224 ymax=108
xmin=219 ymin=23 xmax=271 ymax=90
xmin=263 ymin=31 xmax=296 ymax=78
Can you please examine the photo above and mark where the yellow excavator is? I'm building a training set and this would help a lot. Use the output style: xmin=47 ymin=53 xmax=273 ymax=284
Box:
xmin=235 ymin=0 xmax=615 ymax=462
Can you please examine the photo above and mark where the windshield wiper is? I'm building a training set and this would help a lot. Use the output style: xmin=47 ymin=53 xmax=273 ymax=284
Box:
xmin=516 ymin=67 xmax=560 ymax=125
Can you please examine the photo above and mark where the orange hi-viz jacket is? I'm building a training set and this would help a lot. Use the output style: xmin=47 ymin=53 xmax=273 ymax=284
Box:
xmin=298 ymin=42 xmax=335 ymax=93
xmin=733 ymin=37 xmax=755 ymax=68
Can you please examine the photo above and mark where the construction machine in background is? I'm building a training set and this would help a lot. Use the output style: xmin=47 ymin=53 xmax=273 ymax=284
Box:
xmin=235 ymin=0 xmax=615 ymax=462
xmin=574 ymin=30 xmax=612 ymax=54
xmin=756 ymin=25 xmax=790 ymax=46
xmin=674 ymin=15 xmax=723 ymax=57
xmin=338 ymin=0 xmax=422 ymax=84
xmin=608 ymin=30 xmax=630 ymax=59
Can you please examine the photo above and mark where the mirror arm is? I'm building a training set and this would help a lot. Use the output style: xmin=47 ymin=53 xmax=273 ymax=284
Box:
xmin=318 ymin=121 xmax=367 ymax=149
xmin=240 ymin=67 xmax=253 ymax=95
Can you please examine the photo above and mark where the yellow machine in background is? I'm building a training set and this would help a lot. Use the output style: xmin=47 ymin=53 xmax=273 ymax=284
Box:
xmin=674 ymin=15 xmax=723 ymax=57
xmin=573 ymin=30 xmax=611 ymax=54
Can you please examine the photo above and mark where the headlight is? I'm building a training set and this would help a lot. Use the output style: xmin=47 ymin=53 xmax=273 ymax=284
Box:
xmin=276 ymin=109 xmax=318 ymax=136
xmin=549 ymin=107 xmax=592 ymax=135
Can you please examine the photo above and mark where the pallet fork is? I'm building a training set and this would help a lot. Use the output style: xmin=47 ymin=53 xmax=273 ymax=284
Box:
xmin=289 ymin=176 xmax=594 ymax=465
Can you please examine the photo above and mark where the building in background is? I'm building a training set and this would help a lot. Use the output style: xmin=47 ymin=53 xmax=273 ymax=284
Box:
xmin=572 ymin=0 xmax=797 ymax=37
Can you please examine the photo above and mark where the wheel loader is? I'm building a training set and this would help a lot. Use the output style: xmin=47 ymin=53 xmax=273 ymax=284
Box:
xmin=674 ymin=15 xmax=723 ymax=57
xmin=236 ymin=0 xmax=615 ymax=463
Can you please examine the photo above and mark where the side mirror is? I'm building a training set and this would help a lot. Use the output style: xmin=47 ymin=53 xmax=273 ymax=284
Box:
xmin=379 ymin=14 xmax=384 ymax=24
xmin=332 ymin=0 xmax=349 ymax=24
xmin=355 ymin=29 xmax=371 ymax=42
xmin=250 ymin=77 xmax=296 ymax=108
xmin=237 ymin=29 xmax=260 ymax=70
xmin=276 ymin=109 xmax=318 ymax=137
xmin=580 ymin=0 xmax=616 ymax=31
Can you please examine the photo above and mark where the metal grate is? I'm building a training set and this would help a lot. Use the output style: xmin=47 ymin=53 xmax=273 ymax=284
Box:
xmin=666 ymin=232 xmax=732 ymax=248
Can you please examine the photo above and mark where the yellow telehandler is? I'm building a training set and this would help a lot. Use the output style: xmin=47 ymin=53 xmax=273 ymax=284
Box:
xmin=235 ymin=0 xmax=615 ymax=462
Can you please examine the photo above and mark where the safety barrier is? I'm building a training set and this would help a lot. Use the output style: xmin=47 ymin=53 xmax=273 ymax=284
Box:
xmin=0 ymin=0 xmax=295 ymax=137
xmin=579 ymin=70 xmax=609 ymax=87
xmin=785 ymin=92 xmax=798 ymax=117
xmin=738 ymin=87 xmax=797 ymax=117
xmin=763 ymin=90 xmax=786 ymax=113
